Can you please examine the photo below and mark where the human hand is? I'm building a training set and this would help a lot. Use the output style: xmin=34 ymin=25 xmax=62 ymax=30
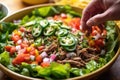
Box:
xmin=81 ymin=0 xmax=120 ymax=31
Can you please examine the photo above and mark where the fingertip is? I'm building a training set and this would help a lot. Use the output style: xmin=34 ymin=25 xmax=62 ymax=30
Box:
xmin=86 ymin=19 xmax=94 ymax=26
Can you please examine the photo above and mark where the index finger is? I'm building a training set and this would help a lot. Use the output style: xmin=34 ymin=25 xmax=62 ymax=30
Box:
xmin=81 ymin=0 xmax=103 ymax=31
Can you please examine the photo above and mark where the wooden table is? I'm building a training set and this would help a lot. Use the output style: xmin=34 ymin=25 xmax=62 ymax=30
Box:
xmin=0 ymin=0 xmax=120 ymax=80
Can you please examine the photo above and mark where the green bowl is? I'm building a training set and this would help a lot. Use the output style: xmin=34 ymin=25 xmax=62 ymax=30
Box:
xmin=0 ymin=4 xmax=120 ymax=80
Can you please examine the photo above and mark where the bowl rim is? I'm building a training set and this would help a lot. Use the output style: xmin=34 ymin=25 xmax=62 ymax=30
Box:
xmin=0 ymin=2 xmax=9 ymax=20
xmin=0 ymin=3 xmax=120 ymax=80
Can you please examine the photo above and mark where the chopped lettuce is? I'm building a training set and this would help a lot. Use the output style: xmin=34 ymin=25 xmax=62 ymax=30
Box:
xmin=20 ymin=62 xmax=70 ymax=79
xmin=32 ymin=5 xmax=81 ymax=18
xmin=105 ymin=21 xmax=118 ymax=61
xmin=86 ymin=60 xmax=98 ymax=72
xmin=0 ymin=51 xmax=10 ymax=66
xmin=0 ymin=43 xmax=6 ymax=53
xmin=50 ymin=62 xmax=70 ymax=79
xmin=70 ymin=68 xmax=80 ymax=76
xmin=21 ymin=68 xmax=30 ymax=76
xmin=20 ymin=15 xmax=42 ymax=25
xmin=7 ymin=64 xmax=20 ymax=72
xmin=0 ymin=22 xmax=18 ymax=33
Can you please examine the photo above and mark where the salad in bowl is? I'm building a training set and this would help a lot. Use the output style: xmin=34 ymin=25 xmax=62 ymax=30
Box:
xmin=0 ymin=4 xmax=119 ymax=80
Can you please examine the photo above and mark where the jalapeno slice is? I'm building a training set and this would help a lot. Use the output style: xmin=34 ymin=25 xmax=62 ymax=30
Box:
xmin=32 ymin=24 xmax=42 ymax=37
xmin=34 ymin=38 xmax=42 ymax=47
xmin=24 ymin=21 xmax=35 ymax=27
xmin=39 ymin=20 xmax=49 ymax=28
xmin=60 ymin=25 xmax=71 ymax=30
xmin=55 ymin=29 xmax=68 ymax=37
xmin=59 ymin=34 xmax=76 ymax=47
xmin=63 ymin=44 xmax=76 ymax=51
xmin=43 ymin=24 xmax=57 ymax=36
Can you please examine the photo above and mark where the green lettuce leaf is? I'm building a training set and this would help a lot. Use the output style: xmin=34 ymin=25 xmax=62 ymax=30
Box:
xmin=0 ymin=51 xmax=10 ymax=66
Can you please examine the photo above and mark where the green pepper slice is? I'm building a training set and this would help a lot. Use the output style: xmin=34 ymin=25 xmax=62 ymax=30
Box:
xmin=40 ymin=20 xmax=49 ymax=28
xmin=24 ymin=21 xmax=35 ymax=27
xmin=43 ymin=24 xmax=57 ymax=36
xmin=34 ymin=38 xmax=42 ymax=47
xmin=63 ymin=44 xmax=76 ymax=51
xmin=55 ymin=29 xmax=68 ymax=37
xmin=60 ymin=25 xmax=71 ymax=30
xmin=59 ymin=34 xmax=76 ymax=47
xmin=32 ymin=24 xmax=42 ymax=37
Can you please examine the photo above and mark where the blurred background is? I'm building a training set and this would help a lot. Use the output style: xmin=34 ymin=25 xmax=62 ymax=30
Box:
xmin=0 ymin=0 xmax=91 ymax=13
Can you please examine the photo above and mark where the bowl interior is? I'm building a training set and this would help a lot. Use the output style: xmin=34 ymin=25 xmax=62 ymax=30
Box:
xmin=0 ymin=3 xmax=9 ymax=20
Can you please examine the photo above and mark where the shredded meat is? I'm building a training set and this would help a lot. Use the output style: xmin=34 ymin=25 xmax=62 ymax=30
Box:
xmin=56 ymin=47 xmax=67 ymax=60
xmin=44 ymin=41 xmax=58 ymax=53
xmin=76 ymin=45 xmax=82 ymax=56
xmin=77 ymin=48 xmax=99 ymax=61
xmin=24 ymin=30 xmax=33 ymax=39
xmin=72 ymin=57 xmax=86 ymax=64
xmin=56 ymin=45 xmax=100 ymax=68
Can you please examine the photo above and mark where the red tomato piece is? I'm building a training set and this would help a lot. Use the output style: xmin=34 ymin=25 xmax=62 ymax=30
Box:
xmin=5 ymin=46 xmax=12 ymax=52
xmin=30 ymin=50 xmax=36 ymax=55
xmin=69 ymin=18 xmax=81 ymax=30
xmin=11 ymin=34 xmax=21 ymax=42
xmin=18 ymin=48 xmax=27 ymax=54
xmin=92 ymin=26 xmax=101 ymax=34
xmin=20 ymin=27 xmax=26 ymax=32
xmin=102 ymin=29 xmax=107 ymax=36
xmin=10 ymin=46 xmax=16 ymax=55
xmin=20 ymin=43 xmax=28 ymax=49
xmin=54 ymin=15 xmax=61 ymax=20
xmin=29 ymin=47 xmax=36 ymax=55
xmin=38 ymin=46 xmax=45 ymax=51
xmin=12 ymin=53 xmax=30 ymax=65
xmin=41 ymin=62 xmax=50 ymax=68
xmin=95 ymin=39 xmax=105 ymax=47
xmin=91 ymin=30 xmax=98 ymax=36
xmin=36 ymin=55 xmax=42 ymax=63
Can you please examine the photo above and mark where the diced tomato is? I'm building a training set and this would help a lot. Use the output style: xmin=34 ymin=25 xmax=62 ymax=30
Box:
xmin=95 ymin=38 xmax=105 ymax=47
xmin=28 ymin=47 xmax=36 ymax=55
xmin=30 ymin=50 xmax=36 ymax=55
xmin=102 ymin=29 xmax=107 ymax=36
xmin=69 ymin=18 xmax=81 ymax=30
xmin=11 ymin=34 xmax=21 ymax=42
xmin=36 ymin=55 xmax=42 ymax=63
xmin=12 ymin=53 xmax=30 ymax=65
xmin=41 ymin=62 xmax=50 ymax=68
xmin=54 ymin=15 xmax=61 ymax=20
xmin=10 ymin=46 xmax=16 ymax=55
xmin=92 ymin=26 xmax=101 ymax=34
xmin=20 ymin=27 xmax=26 ymax=32
xmin=5 ymin=46 xmax=16 ymax=55
xmin=18 ymin=48 xmax=27 ymax=54
xmin=38 ymin=46 xmax=45 ymax=51
xmin=5 ymin=46 xmax=12 ymax=52
xmin=61 ymin=13 xmax=67 ymax=19
xmin=91 ymin=30 xmax=98 ymax=36
xmin=20 ymin=43 xmax=28 ymax=49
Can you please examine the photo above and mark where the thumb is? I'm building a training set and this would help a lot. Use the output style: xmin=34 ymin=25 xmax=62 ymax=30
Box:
xmin=86 ymin=9 xmax=111 ymax=26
